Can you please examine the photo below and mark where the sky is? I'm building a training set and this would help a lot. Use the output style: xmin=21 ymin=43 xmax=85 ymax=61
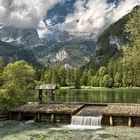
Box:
xmin=0 ymin=0 xmax=140 ymax=39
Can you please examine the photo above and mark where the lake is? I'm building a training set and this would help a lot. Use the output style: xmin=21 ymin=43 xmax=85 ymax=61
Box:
xmin=55 ymin=88 xmax=140 ymax=103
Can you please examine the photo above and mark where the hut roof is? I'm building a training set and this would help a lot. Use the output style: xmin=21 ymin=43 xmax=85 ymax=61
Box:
xmin=35 ymin=84 xmax=57 ymax=90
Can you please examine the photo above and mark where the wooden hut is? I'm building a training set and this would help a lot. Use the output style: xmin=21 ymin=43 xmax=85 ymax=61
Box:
xmin=35 ymin=84 xmax=58 ymax=104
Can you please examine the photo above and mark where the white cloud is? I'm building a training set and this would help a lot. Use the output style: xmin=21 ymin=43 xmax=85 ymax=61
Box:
xmin=59 ymin=0 xmax=140 ymax=38
xmin=0 ymin=0 xmax=140 ymax=39
xmin=0 ymin=0 xmax=64 ymax=29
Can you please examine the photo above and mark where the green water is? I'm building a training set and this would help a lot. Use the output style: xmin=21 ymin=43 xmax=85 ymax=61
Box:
xmin=55 ymin=88 xmax=140 ymax=103
xmin=0 ymin=121 xmax=140 ymax=140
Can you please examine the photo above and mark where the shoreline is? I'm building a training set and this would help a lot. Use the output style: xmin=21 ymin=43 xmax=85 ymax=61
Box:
xmin=60 ymin=86 xmax=140 ymax=90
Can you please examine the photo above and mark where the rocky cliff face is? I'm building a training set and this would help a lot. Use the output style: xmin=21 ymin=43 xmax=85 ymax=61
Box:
xmin=54 ymin=48 xmax=69 ymax=62
xmin=0 ymin=26 xmax=40 ymax=48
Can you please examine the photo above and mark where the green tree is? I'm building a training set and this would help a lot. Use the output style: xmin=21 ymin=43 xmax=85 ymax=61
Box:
xmin=74 ymin=67 xmax=81 ymax=88
xmin=98 ymin=67 xmax=107 ymax=77
xmin=90 ymin=76 xmax=99 ymax=87
xmin=2 ymin=61 xmax=35 ymax=106
xmin=80 ymin=69 xmax=88 ymax=86
xmin=58 ymin=66 xmax=66 ymax=86
xmin=0 ymin=57 xmax=4 ymax=87
xmin=101 ymin=74 xmax=113 ymax=88
xmin=114 ymin=72 xmax=122 ymax=87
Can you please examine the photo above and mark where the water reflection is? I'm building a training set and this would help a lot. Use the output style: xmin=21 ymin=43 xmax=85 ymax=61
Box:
xmin=56 ymin=88 xmax=140 ymax=103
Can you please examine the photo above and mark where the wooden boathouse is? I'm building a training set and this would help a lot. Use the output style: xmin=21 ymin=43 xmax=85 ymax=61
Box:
xmin=35 ymin=84 xmax=58 ymax=104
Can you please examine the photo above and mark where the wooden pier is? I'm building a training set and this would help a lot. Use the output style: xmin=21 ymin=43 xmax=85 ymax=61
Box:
xmin=5 ymin=103 xmax=140 ymax=127
xmin=103 ymin=104 xmax=140 ymax=127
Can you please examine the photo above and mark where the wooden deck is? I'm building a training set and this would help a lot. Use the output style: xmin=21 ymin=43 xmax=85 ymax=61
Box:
xmin=103 ymin=104 xmax=140 ymax=117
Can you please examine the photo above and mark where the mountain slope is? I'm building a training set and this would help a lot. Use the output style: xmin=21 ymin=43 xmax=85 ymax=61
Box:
xmin=0 ymin=26 xmax=40 ymax=48
xmin=87 ymin=6 xmax=138 ymax=70
xmin=33 ymin=40 xmax=96 ymax=67
xmin=0 ymin=41 xmax=40 ymax=66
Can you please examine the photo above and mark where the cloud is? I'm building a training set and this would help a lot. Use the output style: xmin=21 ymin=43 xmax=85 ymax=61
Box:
xmin=0 ymin=0 xmax=64 ymax=29
xmin=0 ymin=0 xmax=140 ymax=39
xmin=59 ymin=0 xmax=140 ymax=38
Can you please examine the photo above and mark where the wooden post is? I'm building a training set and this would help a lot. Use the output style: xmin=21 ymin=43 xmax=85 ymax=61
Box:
xmin=18 ymin=112 xmax=22 ymax=121
xmin=51 ymin=114 xmax=54 ymax=122
xmin=34 ymin=113 xmax=38 ymax=122
xmin=109 ymin=116 xmax=113 ymax=126
xmin=51 ymin=90 xmax=55 ymax=103
xmin=38 ymin=113 xmax=41 ymax=122
xmin=45 ymin=91 xmax=48 ymax=103
xmin=38 ymin=90 xmax=42 ymax=104
xmin=10 ymin=112 xmax=13 ymax=120
xmin=53 ymin=114 xmax=56 ymax=123
xmin=128 ymin=117 xmax=132 ymax=127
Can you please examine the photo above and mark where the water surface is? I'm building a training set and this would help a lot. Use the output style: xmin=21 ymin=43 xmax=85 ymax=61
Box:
xmin=0 ymin=121 xmax=140 ymax=140
xmin=55 ymin=88 xmax=140 ymax=103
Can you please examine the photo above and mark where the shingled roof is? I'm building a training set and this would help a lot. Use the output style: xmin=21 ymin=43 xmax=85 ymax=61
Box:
xmin=35 ymin=84 xmax=57 ymax=90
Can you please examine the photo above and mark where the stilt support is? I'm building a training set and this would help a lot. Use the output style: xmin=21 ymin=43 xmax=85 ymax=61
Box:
xmin=51 ymin=114 xmax=56 ymax=123
xmin=109 ymin=116 xmax=113 ymax=126
xmin=128 ymin=117 xmax=132 ymax=127
xmin=10 ymin=112 xmax=13 ymax=120
xmin=38 ymin=113 xmax=41 ymax=122
xmin=18 ymin=112 xmax=22 ymax=121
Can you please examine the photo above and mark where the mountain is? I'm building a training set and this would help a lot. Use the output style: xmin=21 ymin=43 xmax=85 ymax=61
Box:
xmin=0 ymin=26 xmax=40 ymax=48
xmin=33 ymin=40 xmax=96 ymax=67
xmin=86 ymin=5 xmax=140 ymax=73
xmin=0 ymin=40 xmax=40 ymax=66
xmin=0 ymin=0 xmax=139 ymax=67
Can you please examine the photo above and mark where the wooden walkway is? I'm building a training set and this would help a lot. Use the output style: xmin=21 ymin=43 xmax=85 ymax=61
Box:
xmin=103 ymin=104 xmax=140 ymax=117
